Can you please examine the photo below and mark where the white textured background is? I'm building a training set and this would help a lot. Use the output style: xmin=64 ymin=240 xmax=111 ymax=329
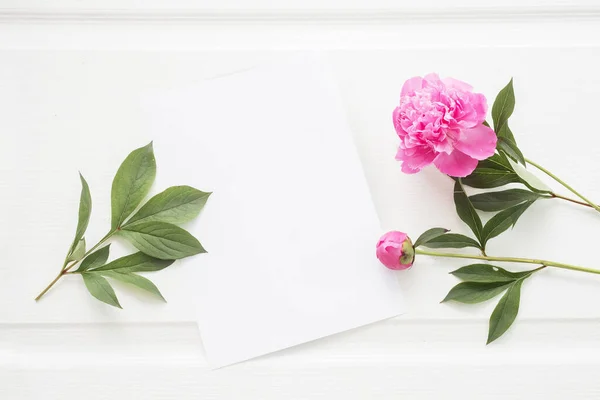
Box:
xmin=2 ymin=0 xmax=600 ymax=398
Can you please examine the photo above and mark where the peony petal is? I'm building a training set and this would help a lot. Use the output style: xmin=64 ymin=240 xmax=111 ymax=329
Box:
xmin=377 ymin=246 xmax=402 ymax=269
xmin=472 ymin=93 xmax=488 ymax=123
xmin=433 ymin=150 xmax=479 ymax=178
xmin=442 ymin=77 xmax=473 ymax=91
xmin=392 ymin=106 xmax=404 ymax=136
xmin=431 ymin=138 xmax=453 ymax=154
xmin=400 ymin=163 xmax=420 ymax=174
xmin=423 ymin=73 xmax=441 ymax=84
xmin=454 ymin=124 xmax=497 ymax=160
xmin=396 ymin=145 xmax=437 ymax=174
xmin=379 ymin=231 xmax=407 ymax=245
xmin=401 ymin=76 xmax=424 ymax=97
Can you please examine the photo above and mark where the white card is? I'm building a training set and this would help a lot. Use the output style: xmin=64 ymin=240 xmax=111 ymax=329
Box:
xmin=144 ymin=56 xmax=405 ymax=367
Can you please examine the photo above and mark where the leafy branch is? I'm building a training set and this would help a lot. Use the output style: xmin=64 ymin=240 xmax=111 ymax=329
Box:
xmin=461 ymin=78 xmax=600 ymax=215
xmin=35 ymin=142 xmax=211 ymax=307
xmin=403 ymin=78 xmax=600 ymax=345
xmin=451 ymin=180 xmax=533 ymax=255
xmin=412 ymin=228 xmax=600 ymax=343
xmin=442 ymin=263 xmax=539 ymax=344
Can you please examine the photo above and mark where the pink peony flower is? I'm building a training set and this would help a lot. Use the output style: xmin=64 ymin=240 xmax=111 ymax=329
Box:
xmin=393 ymin=74 xmax=497 ymax=177
xmin=376 ymin=231 xmax=414 ymax=270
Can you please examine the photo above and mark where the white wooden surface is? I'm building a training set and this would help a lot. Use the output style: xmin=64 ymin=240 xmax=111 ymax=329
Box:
xmin=2 ymin=1 xmax=600 ymax=398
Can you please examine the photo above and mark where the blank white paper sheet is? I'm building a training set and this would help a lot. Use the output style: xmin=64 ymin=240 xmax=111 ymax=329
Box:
xmin=145 ymin=56 xmax=405 ymax=367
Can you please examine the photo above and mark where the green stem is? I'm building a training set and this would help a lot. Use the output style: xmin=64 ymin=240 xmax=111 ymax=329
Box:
xmin=34 ymin=270 xmax=65 ymax=302
xmin=62 ymin=231 xmax=114 ymax=273
xmin=415 ymin=249 xmax=600 ymax=276
xmin=525 ymin=157 xmax=600 ymax=213
xmin=34 ymin=231 xmax=116 ymax=301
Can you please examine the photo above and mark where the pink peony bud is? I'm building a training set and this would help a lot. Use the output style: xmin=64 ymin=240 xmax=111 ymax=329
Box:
xmin=376 ymin=231 xmax=415 ymax=270
xmin=393 ymin=74 xmax=497 ymax=177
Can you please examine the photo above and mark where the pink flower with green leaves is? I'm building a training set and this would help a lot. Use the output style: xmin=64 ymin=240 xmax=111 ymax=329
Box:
xmin=393 ymin=74 xmax=496 ymax=177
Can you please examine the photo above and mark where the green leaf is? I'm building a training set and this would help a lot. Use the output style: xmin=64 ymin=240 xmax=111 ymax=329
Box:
xmin=81 ymin=273 xmax=122 ymax=308
xmin=92 ymin=252 xmax=174 ymax=273
xmin=482 ymin=120 xmax=491 ymax=128
xmin=497 ymin=135 xmax=525 ymax=166
xmin=496 ymin=120 xmax=517 ymax=144
xmin=507 ymin=158 xmax=553 ymax=194
xmin=111 ymin=142 xmax=156 ymax=230
xmin=124 ymin=186 xmax=211 ymax=226
xmin=76 ymin=244 xmax=111 ymax=272
xmin=413 ymin=228 xmax=450 ymax=248
xmin=487 ymin=279 xmax=523 ymax=344
xmin=460 ymin=169 xmax=520 ymax=189
xmin=441 ymin=281 xmax=512 ymax=304
xmin=419 ymin=233 xmax=482 ymax=250
xmin=481 ymin=201 xmax=534 ymax=246
xmin=98 ymin=271 xmax=165 ymax=301
xmin=460 ymin=154 xmax=521 ymax=189
xmin=450 ymin=264 xmax=536 ymax=283
xmin=484 ymin=152 xmax=514 ymax=170
xmin=68 ymin=173 xmax=92 ymax=257
xmin=492 ymin=78 xmax=515 ymax=135
xmin=120 ymin=221 xmax=205 ymax=260
xmin=454 ymin=180 xmax=483 ymax=245
xmin=469 ymin=189 xmax=543 ymax=212
xmin=67 ymin=237 xmax=86 ymax=262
